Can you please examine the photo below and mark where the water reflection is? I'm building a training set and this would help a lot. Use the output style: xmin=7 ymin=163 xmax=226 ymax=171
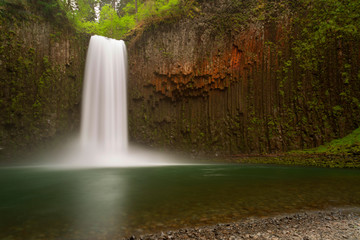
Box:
xmin=0 ymin=168 xmax=130 ymax=239
xmin=0 ymin=165 xmax=360 ymax=239
xmin=70 ymin=170 xmax=127 ymax=239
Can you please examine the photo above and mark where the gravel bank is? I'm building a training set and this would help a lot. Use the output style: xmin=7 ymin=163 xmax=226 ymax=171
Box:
xmin=125 ymin=208 xmax=360 ymax=240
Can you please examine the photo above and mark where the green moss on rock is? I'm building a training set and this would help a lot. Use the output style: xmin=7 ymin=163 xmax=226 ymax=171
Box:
xmin=0 ymin=1 xmax=89 ymax=161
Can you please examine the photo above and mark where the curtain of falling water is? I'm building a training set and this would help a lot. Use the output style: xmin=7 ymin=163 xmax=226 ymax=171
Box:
xmin=80 ymin=35 xmax=128 ymax=153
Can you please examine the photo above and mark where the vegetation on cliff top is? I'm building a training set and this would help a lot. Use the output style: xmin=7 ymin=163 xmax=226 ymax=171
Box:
xmin=0 ymin=0 xmax=70 ymax=26
xmin=57 ymin=0 xmax=199 ymax=39
xmin=0 ymin=0 xmax=199 ymax=39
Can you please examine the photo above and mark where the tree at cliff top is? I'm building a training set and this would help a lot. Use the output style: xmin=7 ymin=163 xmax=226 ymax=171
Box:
xmin=58 ymin=0 xmax=196 ymax=39
xmin=0 ymin=0 xmax=70 ymax=24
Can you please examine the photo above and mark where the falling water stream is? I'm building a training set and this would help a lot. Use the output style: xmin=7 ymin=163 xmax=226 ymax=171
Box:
xmin=73 ymin=35 xmax=177 ymax=167
xmin=81 ymin=35 xmax=128 ymax=153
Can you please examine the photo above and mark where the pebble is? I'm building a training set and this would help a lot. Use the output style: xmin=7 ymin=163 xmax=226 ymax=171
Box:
xmin=124 ymin=208 xmax=360 ymax=240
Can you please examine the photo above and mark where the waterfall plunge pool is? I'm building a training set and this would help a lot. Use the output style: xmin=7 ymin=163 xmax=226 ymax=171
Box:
xmin=1 ymin=36 xmax=359 ymax=239
xmin=1 ymin=164 xmax=360 ymax=239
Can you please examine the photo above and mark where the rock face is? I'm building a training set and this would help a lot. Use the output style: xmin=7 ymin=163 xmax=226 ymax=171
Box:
xmin=0 ymin=3 xmax=89 ymax=159
xmin=127 ymin=0 xmax=360 ymax=155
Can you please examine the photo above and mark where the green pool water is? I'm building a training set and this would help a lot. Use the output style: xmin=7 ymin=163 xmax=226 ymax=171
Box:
xmin=1 ymin=164 xmax=360 ymax=239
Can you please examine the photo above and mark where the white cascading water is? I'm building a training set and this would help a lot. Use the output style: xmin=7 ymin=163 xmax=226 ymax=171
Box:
xmin=81 ymin=35 xmax=128 ymax=154
xmin=73 ymin=35 xmax=178 ymax=167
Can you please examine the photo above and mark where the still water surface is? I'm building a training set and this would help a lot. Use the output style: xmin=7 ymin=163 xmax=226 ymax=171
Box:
xmin=1 ymin=164 xmax=360 ymax=239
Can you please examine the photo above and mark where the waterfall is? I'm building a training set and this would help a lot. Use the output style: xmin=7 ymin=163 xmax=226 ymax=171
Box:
xmin=70 ymin=35 xmax=178 ymax=167
xmin=80 ymin=35 xmax=128 ymax=154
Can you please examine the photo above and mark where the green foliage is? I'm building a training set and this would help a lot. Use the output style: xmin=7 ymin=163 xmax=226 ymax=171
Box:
xmin=96 ymin=4 xmax=134 ymax=38
xmin=1 ymin=0 xmax=69 ymax=25
xmin=270 ymin=0 xmax=360 ymax=152
xmin=58 ymin=0 xmax=199 ymax=39
xmin=252 ymin=0 xmax=288 ymax=21
xmin=292 ymin=0 xmax=360 ymax=71
xmin=300 ymin=127 xmax=360 ymax=155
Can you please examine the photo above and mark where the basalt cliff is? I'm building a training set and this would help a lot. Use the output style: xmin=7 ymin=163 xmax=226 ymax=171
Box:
xmin=127 ymin=0 xmax=360 ymax=155
xmin=0 ymin=3 xmax=88 ymax=159
xmin=1 ymin=0 xmax=359 ymax=158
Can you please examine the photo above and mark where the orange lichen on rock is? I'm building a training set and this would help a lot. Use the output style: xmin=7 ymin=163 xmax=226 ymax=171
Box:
xmin=146 ymin=24 xmax=273 ymax=100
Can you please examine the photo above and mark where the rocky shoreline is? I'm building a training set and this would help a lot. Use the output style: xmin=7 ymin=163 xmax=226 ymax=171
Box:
xmin=124 ymin=208 xmax=360 ymax=240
